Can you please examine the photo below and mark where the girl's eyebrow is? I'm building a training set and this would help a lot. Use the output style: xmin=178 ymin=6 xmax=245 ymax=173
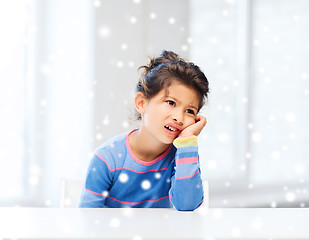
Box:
xmin=168 ymin=96 xmax=198 ymax=111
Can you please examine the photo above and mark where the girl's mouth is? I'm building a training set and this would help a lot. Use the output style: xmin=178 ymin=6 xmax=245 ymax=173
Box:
xmin=164 ymin=125 xmax=180 ymax=135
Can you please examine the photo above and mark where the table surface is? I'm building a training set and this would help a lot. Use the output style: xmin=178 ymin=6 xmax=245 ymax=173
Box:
xmin=0 ymin=207 xmax=309 ymax=240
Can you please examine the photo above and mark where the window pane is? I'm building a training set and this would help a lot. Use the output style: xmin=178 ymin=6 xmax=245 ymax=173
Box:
xmin=250 ymin=0 xmax=309 ymax=184
xmin=0 ymin=2 xmax=27 ymax=200
xmin=190 ymin=0 xmax=243 ymax=180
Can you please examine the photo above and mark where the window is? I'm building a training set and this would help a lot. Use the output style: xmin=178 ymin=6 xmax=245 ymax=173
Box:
xmin=190 ymin=0 xmax=309 ymax=207
xmin=0 ymin=1 xmax=29 ymax=202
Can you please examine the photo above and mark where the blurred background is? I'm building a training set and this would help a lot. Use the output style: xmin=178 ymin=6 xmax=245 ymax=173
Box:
xmin=0 ymin=0 xmax=308 ymax=208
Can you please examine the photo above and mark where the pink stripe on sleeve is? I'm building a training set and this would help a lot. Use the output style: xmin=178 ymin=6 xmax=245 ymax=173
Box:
xmin=175 ymin=169 xmax=199 ymax=180
xmin=176 ymin=157 xmax=198 ymax=165
xmin=84 ymin=188 xmax=103 ymax=196
xmin=95 ymin=152 xmax=112 ymax=171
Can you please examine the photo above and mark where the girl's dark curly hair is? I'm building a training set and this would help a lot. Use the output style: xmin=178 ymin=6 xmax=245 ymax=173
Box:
xmin=136 ymin=50 xmax=209 ymax=120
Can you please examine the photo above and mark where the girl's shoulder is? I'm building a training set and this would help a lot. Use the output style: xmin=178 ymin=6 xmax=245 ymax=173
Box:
xmin=95 ymin=131 xmax=128 ymax=156
xmin=93 ymin=131 xmax=130 ymax=171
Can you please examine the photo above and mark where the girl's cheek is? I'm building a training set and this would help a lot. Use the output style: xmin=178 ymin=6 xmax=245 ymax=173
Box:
xmin=184 ymin=118 xmax=196 ymax=128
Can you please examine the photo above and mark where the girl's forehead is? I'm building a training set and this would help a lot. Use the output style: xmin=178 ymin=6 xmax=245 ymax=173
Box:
xmin=167 ymin=82 xmax=199 ymax=96
xmin=156 ymin=82 xmax=200 ymax=106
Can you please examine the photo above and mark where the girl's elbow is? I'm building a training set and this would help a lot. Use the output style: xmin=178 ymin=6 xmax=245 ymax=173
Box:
xmin=173 ymin=197 xmax=204 ymax=211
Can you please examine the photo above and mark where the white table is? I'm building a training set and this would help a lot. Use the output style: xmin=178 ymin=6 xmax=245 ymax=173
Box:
xmin=0 ymin=207 xmax=309 ymax=240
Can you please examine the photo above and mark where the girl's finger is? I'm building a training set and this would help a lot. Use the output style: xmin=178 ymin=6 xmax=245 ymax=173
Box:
xmin=196 ymin=115 xmax=207 ymax=126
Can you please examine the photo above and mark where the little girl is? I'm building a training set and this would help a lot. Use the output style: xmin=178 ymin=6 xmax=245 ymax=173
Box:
xmin=79 ymin=50 xmax=209 ymax=211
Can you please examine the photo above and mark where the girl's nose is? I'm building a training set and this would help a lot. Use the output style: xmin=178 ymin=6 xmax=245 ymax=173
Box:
xmin=172 ymin=112 xmax=184 ymax=125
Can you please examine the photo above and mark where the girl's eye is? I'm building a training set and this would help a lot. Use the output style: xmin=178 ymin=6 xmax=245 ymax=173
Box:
xmin=186 ymin=109 xmax=196 ymax=115
xmin=166 ymin=100 xmax=175 ymax=106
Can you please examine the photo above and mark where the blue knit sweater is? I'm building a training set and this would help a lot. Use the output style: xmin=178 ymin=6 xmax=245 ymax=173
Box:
xmin=79 ymin=129 xmax=204 ymax=211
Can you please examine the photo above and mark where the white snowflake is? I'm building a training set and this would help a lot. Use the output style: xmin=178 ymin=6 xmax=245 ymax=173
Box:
xmin=155 ymin=172 xmax=161 ymax=179
xmin=286 ymin=113 xmax=296 ymax=123
xmin=263 ymin=26 xmax=270 ymax=32
xmin=119 ymin=173 xmax=129 ymax=183
xmin=273 ymin=37 xmax=280 ymax=43
xmin=217 ymin=58 xmax=224 ymax=65
xmin=122 ymin=207 xmax=134 ymax=218
xmin=122 ymin=121 xmax=129 ymax=129
xmin=40 ymin=100 xmax=47 ymax=106
xmin=270 ymin=201 xmax=277 ymax=208
xmin=102 ymin=191 xmax=109 ymax=197
xmin=247 ymin=123 xmax=253 ymax=129
xmin=207 ymin=160 xmax=217 ymax=170
xmin=64 ymin=198 xmax=72 ymax=206
xmin=224 ymin=105 xmax=231 ymax=112
xmin=168 ymin=17 xmax=175 ymax=24
xmin=102 ymin=115 xmax=110 ymax=125
xmin=285 ymin=192 xmax=296 ymax=202
xmin=96 ymin=133 xmax=103 ymax=140
xmin=222 ymin=85 xmax=229 ymax=92
xmin=93 ymin=0 xmax=101 ymax=7
xmin=150 ymin=13 xmax=156 ymax=19
xmin=98 ymin=26 xmax=111 ymax=38
xmin=45 ymin=199 xmax=52 ymax=206
xmin=258 ymin=67 xmax=265 ymax=73
xmin=181 ymin=45 xmax=188 ymax=51
xmin=121 ymin=43 xmax=128 ymax=50
xmin=116 ymin=61 xmax=124 ymax=68
xmin=218 ymin=132 xmax=229 ymax=143
xmin=212 ymin=209 xmax=223 ymax=219
xmin=88 ymin=91 xmax=94 ymax=99
xmin=271 ymin=150 xmax=280 ymax=160
xmin=132 ymin=235 xmax=143 ymax=240
xmin=130 ymin=16 xmax=137 ymax=24
xmin=251 ymin=132 xmax=262 ymax=143
xmin=240 ymin=164 xmax=246 ymax=171
xmin=269 ymin=115 xmax=276 ymax=121
xmin=128 ymin=61 xmax=135 ymax=67
xmin=251 ymin=218 xmax=263 ymax=230
xmin=141 ymin=180 xmax=151 ymax=190
xmin=225 ymin=0 xmax=235 ymax=5
xmin=264 ymin=77 xmax=271 ymax=83
xmin=253 ymin=39 xmax=260 ymax=46
xmin=301 ymin=73 xmax=308 ymax=79
xmin=40 ymin=63 xmax=51 ymax=75
xmin=109 ymin=218 xmax=120 ymax=228
xmin=293 ymin=15 xmax=300 ymax=21
xmin=231 ymin=227 xmax=241 ymax=237
xmin=29 ymin=165 xmax=41 ymax=175
xmin=28 ymin=176 xmax=39 ymax=186
xmin=222 ymin=10 xmax=229 ymax=16
xmin=233 ymin=80 xmax=239 ymax=86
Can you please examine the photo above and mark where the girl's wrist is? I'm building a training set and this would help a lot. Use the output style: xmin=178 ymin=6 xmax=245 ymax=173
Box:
xmin=173 ymin=135 xmax=198 ymax=148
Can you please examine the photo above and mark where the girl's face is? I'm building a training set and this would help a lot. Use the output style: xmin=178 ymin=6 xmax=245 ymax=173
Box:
xmin=140 ymin=80 xmax=200 ymax=145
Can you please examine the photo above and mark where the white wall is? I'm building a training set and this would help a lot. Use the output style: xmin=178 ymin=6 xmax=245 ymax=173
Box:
xmin=28 ymin=0 xmax=94 ymax=207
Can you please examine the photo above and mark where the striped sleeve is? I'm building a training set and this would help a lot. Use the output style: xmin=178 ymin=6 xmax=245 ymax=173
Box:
xmin=169 ymin=136 xmax=204 ymax=211
xmin=79 ymin=152 xmax=113 ymax=208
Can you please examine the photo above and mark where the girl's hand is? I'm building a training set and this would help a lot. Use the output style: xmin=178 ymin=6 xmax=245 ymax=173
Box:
xmin=178 ymin=115 xmax=207 ymax=138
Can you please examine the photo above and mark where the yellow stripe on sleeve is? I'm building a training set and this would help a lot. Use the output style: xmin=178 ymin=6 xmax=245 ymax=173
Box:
xmin=173 ymin=136 xmax=198 ymax=148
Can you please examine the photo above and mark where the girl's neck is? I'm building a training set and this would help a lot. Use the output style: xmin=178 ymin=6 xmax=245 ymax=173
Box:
xmin=128 ymin=128 xmax=170 ymax=162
